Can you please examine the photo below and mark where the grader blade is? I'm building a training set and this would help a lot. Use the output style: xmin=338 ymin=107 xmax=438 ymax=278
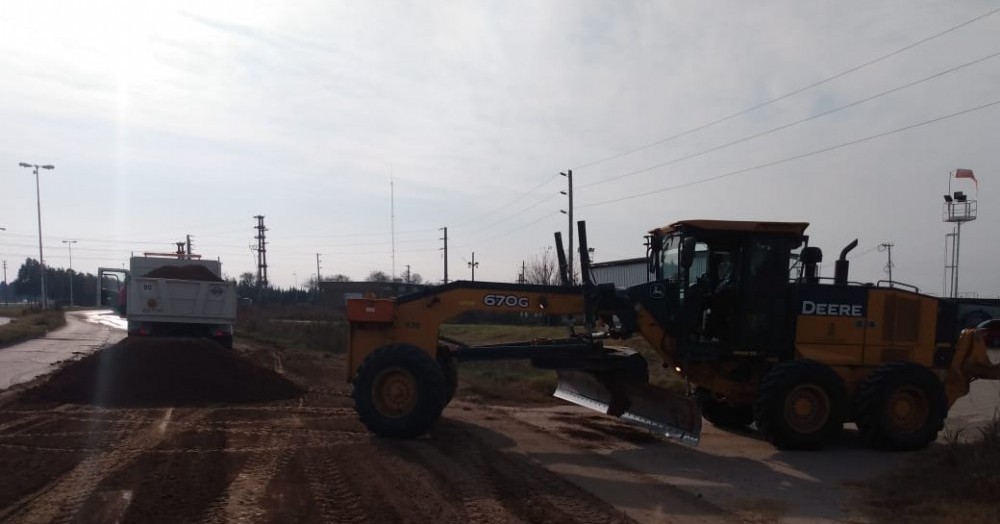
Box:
xmin=554 ymin=370 xmax=702 ymax=445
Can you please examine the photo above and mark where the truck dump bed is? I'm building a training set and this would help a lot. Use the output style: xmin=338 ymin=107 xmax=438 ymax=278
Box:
xmin=127 ymin=277 xmax=236 ymax=326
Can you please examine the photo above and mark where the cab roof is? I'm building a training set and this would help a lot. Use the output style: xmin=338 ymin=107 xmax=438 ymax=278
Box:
xmin=650 ymin=220 xmax=809 ymax=237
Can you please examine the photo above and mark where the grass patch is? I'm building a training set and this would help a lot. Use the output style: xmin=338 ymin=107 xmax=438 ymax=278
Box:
xmin=862 ymin=416 xmax=1000 ymax=524
xmin=235 ymin=305 xmax=345 ymax=353
xmin=442 ymin=323 xmax=572 ymax=404
xmin=440 ymin=323 xmax=687 ymax=403
xmin=0 ymin=308 xmax=67 ymax=348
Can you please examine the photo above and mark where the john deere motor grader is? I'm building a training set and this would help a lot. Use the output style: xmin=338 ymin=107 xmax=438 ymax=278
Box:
xmin=346 ymin=220 xmax=1000 ymax=450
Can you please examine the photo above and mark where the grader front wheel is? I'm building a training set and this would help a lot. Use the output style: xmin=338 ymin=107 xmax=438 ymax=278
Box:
xmin=352 ymin=345 xmax=448 ymax=438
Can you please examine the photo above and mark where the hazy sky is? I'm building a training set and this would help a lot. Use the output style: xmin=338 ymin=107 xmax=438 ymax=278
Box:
xmin=1 ymin=0 xmax=998 ymax=297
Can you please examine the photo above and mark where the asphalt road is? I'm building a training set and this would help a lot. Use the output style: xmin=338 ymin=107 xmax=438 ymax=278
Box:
xmin=0 ymin=310 xmax=125 ymax=390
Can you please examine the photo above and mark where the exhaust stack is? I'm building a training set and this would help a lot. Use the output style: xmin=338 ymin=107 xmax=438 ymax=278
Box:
xmin=834 ymin=239 xmax=858 ymax=285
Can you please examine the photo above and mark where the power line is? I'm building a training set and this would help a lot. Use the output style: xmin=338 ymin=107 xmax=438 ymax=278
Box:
xmin=457 ymin=174 xmax=561 ymax=227
xmin=580 ymin=49 xmax=1000 ymax=190
xmin=579 ymin=97 xmax=1000 ymax=209
xmin=572 ymin=5 xmax=1000 ymax=172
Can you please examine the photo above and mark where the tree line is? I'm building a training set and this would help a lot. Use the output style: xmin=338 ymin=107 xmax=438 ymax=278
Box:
xmin=2 ymin=248 xmax=558 ymax=306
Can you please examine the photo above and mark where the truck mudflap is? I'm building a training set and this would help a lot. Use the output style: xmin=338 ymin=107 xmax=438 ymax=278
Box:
xmin=554 ymin=369 xmax=702 ymax=445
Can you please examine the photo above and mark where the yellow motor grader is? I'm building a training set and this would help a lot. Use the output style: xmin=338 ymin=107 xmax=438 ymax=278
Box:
xmin=346 ymin=220 xmax=1000 ymax=450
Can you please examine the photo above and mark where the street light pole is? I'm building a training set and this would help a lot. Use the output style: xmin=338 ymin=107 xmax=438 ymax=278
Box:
xmin=18 ymin=162 xmax=55 ymax=309
xmin=62 ymin=239 xmax=77 ymax=306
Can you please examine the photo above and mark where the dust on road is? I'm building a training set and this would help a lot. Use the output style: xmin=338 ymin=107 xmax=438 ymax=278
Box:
xmin=0 ymin=340 xmax=640 ymax=524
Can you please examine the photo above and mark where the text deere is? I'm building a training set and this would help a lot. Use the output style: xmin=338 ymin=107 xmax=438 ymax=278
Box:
xmin=800 ymin=300 xmax=863 ymax=317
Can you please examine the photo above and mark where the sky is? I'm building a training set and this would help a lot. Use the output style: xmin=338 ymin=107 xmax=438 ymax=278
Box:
xmin=0 ymin=0 xmax=998 ymax=297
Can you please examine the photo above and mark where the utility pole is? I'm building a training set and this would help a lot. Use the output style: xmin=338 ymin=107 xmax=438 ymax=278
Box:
xmin=405 ymin=264 xmax=411 ymax=284
xmin=440 ymin=226 xmax=449 ymax=284
xmin=519 ymin=260 xmax=526 ymax=284
xmin=468 ymin=252 xmax=479 ymax=281
xmin=878 ymin=243 xmax=894 ymax=285
xmin=62 ymin=240 xmax=77 ymax=306
xmin=316 ymin=253 xmax=322 ymax=290
xmin=560 ymin=170 xmax=574 ymax=283
xmin=2 ymin=260 xmax=7 ymax=305
xmin=186 ymin=234 xmax=193 ymax=256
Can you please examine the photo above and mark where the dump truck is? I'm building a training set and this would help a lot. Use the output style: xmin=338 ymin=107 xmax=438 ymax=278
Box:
xmin=98 ymin=253 xmax=237 ymax=348
xmin=346 ymin=220 xmax=1000 ymax=450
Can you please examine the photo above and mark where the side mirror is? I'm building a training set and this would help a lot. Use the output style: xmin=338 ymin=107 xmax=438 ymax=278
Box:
xmin=680 ymin=237 xmax=696 ymax=269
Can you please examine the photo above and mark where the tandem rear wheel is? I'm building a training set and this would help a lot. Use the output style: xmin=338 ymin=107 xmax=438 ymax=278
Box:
xmin=352 ymin=344 xmax=448 ymax=438
xmin=856 ymin=362 xmax=947 ymax=451
xmin=754 ymin=360 xmax=848 ymax=450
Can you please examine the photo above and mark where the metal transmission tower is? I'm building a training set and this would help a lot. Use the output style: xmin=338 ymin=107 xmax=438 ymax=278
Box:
xmin=560 ymin=170 xmax=574 ymax=283
xmin=878 ymin=243 xmax=894 ymax=285
xmin=62 ymin=240 xmax=77 ymax=306
xmin=942 ymin=169 xmax=978 ymax=298
xmin=440 ymin=227 xmax=449 ymax=284
xmin=254 ymin=215 xmax=269 ymax=288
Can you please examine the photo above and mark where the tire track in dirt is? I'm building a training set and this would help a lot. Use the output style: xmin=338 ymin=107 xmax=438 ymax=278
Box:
xmin=198 ymin=409 xmax=301 ymax=524
xmin=1 ymin=408 xmax=206 ymax=524
xmin=397 ymin=436 xmax=518 ymax=524
xmin=302 ymin=447 xmax=369 ymax=524
xmin=423 ymin=419 xmax=634 ymax=524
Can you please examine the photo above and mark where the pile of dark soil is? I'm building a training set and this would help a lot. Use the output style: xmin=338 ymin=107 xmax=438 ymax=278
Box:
xmin=24 ymin=338 xmax=303 ymax=407
xmin=145 ymin=265 xmax=223 ymax=282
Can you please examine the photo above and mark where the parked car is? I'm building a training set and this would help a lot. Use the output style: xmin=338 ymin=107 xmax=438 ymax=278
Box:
xmin=977 ymin=319 xmax=1000 ymax=348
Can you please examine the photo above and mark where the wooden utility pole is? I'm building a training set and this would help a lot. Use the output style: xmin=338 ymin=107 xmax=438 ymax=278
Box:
xmin=468 ymin=252 xmax=479 ymax=281
xmin=560 ymin=170 xmax=574 ymax=283
xmin=440 ymin=227 xmax=449 ymax=284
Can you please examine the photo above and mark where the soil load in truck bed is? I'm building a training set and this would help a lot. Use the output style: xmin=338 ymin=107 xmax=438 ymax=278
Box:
xmin=21 ymin=338 xmax=302 ymax=407
xmin=144 ymin=265 xmax=224 ymax=282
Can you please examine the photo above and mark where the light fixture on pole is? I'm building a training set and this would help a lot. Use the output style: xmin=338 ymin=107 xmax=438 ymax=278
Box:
xmin=942 ymin=168 xmax=978 ymax=298
xmin=18 ymin=162 xmax=55 ymax=309
xmin=62 ymin=239 xmax=77 ymax=306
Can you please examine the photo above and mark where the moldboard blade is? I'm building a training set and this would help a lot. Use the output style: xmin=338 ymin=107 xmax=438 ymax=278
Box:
xmin=554 ymin=370 xmax=702 ymax=445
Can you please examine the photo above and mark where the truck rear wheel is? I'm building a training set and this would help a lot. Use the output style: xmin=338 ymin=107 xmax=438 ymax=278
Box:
xmin=856 ymin=362 xmax=946 ymax=451
xmin=754 ymin=360 xmax=847 ymax=450
xmin=352 ymin=344 xmax=447 ymax=438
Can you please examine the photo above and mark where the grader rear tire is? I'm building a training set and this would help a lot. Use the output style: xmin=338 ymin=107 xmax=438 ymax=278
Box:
xmin=856 ymin=362 xmax=947 ymax=451
xmin=754 ymin=360 xmax=847 ymax=450
xmin=437 ymin=347 xmax=459 ymax=405
xmin=352 ymin=344 xmax=448 ymax=438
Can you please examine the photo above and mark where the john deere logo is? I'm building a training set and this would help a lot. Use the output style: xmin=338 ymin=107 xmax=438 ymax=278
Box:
xmin=649 ymin=284 xmax=666 ymax=299
xmin=209 ymin=286 xmax=224 ymax=297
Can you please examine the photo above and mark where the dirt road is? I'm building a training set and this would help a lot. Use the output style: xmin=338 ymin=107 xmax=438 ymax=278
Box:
xmin=2 ymin=332 xmax=997 ymax=524
xmin=0 ymin=342 xmax=643 ymax=524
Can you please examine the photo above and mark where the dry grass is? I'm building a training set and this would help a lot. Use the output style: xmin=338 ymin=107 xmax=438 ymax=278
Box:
xmin=0 ymin=308 xmax=66 ymax=348
xmin=862 ymin=415 xmax=1000 ymax=524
